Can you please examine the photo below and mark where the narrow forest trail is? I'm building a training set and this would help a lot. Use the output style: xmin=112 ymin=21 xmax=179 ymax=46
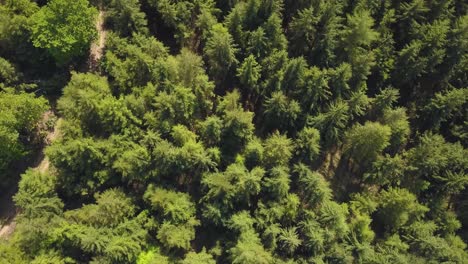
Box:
xmin=35 ymin=115 xmax=62 ymax=175
xmin=0 ymin=112 xmax=62 ymax=240
xmin=89 ymin=8 xmax=107 ymax=71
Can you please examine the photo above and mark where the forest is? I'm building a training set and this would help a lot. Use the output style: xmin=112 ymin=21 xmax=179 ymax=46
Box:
xmin=0 ymin=0 xmax=467 ymax=263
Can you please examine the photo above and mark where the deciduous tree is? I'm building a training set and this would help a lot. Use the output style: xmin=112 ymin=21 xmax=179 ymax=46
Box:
xmin=30 ymin=0 xmax=97 ymax=63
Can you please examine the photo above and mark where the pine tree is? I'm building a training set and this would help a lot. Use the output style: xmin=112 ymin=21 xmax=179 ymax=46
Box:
xmin=107 ymin=0 xmax=148 ymax=37
xmin=204 ymin=24 xmax=238 ymax=82
xmin=263 ymin=91 xmax=301 ymax=133
xmin=237 ymin=55 xmax=262 ymax=100
xmin=344 ymin=121 xmax=391 ymax=167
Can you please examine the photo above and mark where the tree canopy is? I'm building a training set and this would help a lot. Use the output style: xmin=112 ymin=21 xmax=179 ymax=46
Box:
xmin=30 ymin=0 xmax=97 ymax=63
xmin=0 ymin=0 xmax=467 ymax=263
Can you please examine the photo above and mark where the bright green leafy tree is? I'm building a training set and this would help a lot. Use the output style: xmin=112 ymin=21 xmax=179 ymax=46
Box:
xmin=30 ymin=0 xmax=97 ymax=64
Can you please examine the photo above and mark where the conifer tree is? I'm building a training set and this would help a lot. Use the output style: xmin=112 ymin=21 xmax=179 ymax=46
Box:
xmin=204 ymin=24 xmax=238 ymax=82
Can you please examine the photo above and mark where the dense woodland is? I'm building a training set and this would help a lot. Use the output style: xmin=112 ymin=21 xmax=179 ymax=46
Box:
xmin=0 ymin=0 xmax=467 ymax=263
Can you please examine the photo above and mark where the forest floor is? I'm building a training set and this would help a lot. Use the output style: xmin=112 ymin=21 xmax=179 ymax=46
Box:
xmin=89 ymin=9 xmax=106 ymax=71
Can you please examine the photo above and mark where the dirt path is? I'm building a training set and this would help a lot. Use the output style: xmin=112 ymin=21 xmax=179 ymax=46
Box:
xmin=89 ymin=9 xmax=107 ymax=71
xmin=0 ymin=113 xmax=62 ymax=240
xmin=36 ymin=114 xmax=61 ymax=174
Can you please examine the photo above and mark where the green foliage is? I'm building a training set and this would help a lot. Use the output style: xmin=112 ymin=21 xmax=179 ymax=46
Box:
xmin=1 ymin=1 xmax=468 ymax=264
xmin=14 ymin=169 xmax=63 ymax=219
xmin=243 ymin=138 xmax=264 ymax=169
xmin=0 ymin=1 xmax=47 ymax=73
xmin=263 ymin=132 xmax=293 ymax=168
xmin=318 ymin=201 xmax=349 ymax=236
xmin=57 ymin=72 xmax=112 ymax=133
xmin=30 ymin=0 xmax=97 ymax=63
xmin=340 ymin=9 xmax=378 ymax=85
xmin=395 ymin=19 xmax=450 ymax=84
xmin=259 ymin=50 xmax=288 ymax=95
xmin=237 ymin=54 xmax=261 ymax=97
xmin=199 ymin=116 xmax=223 ymax=146
xmin=0 ymin=0 xmax=38 ymax=41
xmin=341 ymin=10 xmax=378 ymax=53
xmin=295 ymin=164 xmax=332 ymax=206
xmin=295 ymin=127 xmax=321 ymax=163
xmin=103 ymin=33 xmax=169 ymax=93
xmin=30 ymin=251 xmax=72 ymax=264
xmin=405 ymin=133 xmax=468 ymax=196
xmin=228 ymin=211 xmax=256 ymax=233
xmin=144 ymin=185 xmax=199 ymax=251
xmin=423 ymin=88 xmax=467 ymax=140
xmin=0 ymin=91 xmax=48 ymax=133
xmin=148 ymin=0 xmax=218 ymax=46
xmin=181 ymin=249 xmax=216 ymax=264
xmin=12 ymin=169 xmax=63 ymax=256
xmin=0 ymin=242 xmax=26 ymax=264
xmin=144 ymin=185 xmax=195 ymax=223
xmin=263 ymin=91 xmax=301 ymax=133
xmin=46 ymin=137 xmax=110 ymax=196
xmin=289 ymin=2 xmax=342 ymax=66
xmin=344 ymin=121 xmax=392 ymax=166
xmin=0 ymin=57 xmax=19 ymax=86
xmin=376 ymin=188 xmax=428 ymax=233
xmin=364 ymin=154 xmax=407 ymax=187
xmin=66 ymin=189 xmax=135 ymax=226
xmin=107 ymin=0 xmax=148 ymax=37
xmin=229 ymin=229 xmax=273 ymax=264
xmin=308 ymin=100 xmax=350 ymax=146
xmin=347 ymin=90 xmax=370 ymax=119
xmin=0 ymin=125 xmax=22 ymax=172
xmin=137 ymin=248 xmax=169 ymax=264
xmin=149 ymin=86 xmax=197 ymax=133
xmin=0 ymin=91 xmax=48 ymax=173
xmin=224 ymin=0 xmax=285 ymax=59
xmin=281 ymin=57 xmax=307 ymax=93
xmin=289 ymin=7 xmax=319 ymax=59
xmin=263 ymin=166 xmax=290 ymax=200
xmin=170 ymin=49 xmax=216 ymax=118
xmin=372 ymin=87 xmax=399 ymax=114
xmin=204 ymin=24 xmax=238 ymax=81
xmin=380 ymin=107 xmax=410 ymax=152
xmin=59 ymin=74 xmax=140 ymax=136
xmin=157 ymin=220 xmax=199 ymax=251
xmin=218 ymin=90 xmax=255 ymax=154
xmin=202 ymin=162 xmax=264 ymax=210
xmin=61 ymin=189 xmax=148 ymax=262
xmin=278 ymin=226 xmax=302 ymax=256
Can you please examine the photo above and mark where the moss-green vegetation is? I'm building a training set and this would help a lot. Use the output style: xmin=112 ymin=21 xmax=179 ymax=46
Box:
xmin=0 ymin=0 xmax=467 ymax=263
